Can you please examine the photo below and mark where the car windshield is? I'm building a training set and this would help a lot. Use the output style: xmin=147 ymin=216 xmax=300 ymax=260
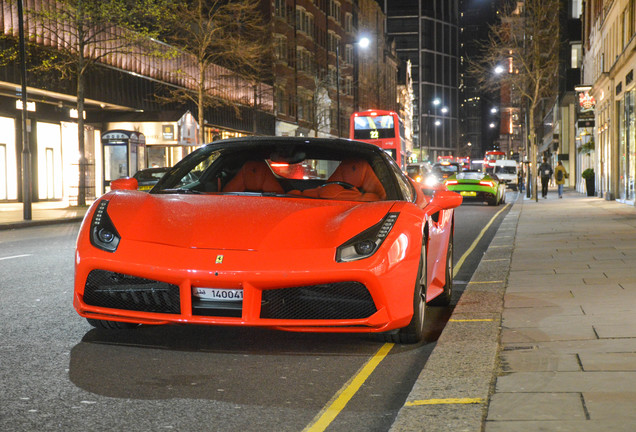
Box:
xmin=495 ymin=166 xmax=516 ymax=174
xmin=433 ymin=164 xmax=459 ymax=174
xmin=151 ymin=140 xmax=404 ymax=202
xmin=456 ymin=172 xmax=486 ymax=180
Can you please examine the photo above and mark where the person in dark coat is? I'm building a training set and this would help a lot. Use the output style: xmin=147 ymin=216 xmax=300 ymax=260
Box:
xmin=538 ymin=157 xmax=553 ymax=199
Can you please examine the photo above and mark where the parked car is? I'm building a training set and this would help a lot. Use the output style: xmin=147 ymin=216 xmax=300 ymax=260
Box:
xmin=406 ymin=162 xmax=431 ymax=183
xmin=74 ymin=137 xmax=462 ymax=344
xmin=132 ymin=167 xmax=199 ymax=191
xmin=430 ymin=162 xmax=462 ymax=181
xmin=493 ymin=160 xmax=519 ymax=190
xmin=444 ymin=170 xmax=506 ymax=206
xmin=132 ymin=167 xmax=171 ymax=191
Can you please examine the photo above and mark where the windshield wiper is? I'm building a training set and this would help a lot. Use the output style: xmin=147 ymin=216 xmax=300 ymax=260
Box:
xmin=155 ymin=188 xmax=203 ymax=194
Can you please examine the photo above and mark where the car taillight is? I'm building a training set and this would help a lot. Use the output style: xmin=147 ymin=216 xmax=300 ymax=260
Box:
xmin=479 ymin=180 xmax=494 ymax=187
xmin=445 ymin=180 xmax=458 ymax=185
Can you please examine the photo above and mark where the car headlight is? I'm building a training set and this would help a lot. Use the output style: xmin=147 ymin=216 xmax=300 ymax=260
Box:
xmin=90 ymin=200 xmax=121 ymax=252
xmin=336 ymin=212 xmax=399 ymax=262
xmin=424 ymin=175 xmax=439 ymax=187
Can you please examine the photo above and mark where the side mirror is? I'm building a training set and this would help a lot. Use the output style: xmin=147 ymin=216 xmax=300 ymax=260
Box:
xmin=428 ymin=189 xmax=462 ymax=212
xmin=110 ymin=177 xmax=138 ymax=191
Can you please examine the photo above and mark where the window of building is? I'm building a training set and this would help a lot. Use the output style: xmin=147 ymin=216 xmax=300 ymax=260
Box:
xmin=329 ymin=0 xmax=341 ymax=24
xmin=274 ymin=35 xmax=288 ymax=63
xmin=345 ymin=77 xmax=353 ymax=96
xmin=275 ymin=0 xmax=287 ymax=19
xmin=569 ymin=0 xmax=582 ymax=19
xmin=345 ymin=13 xmax=353 ymax=33
xmin=328 ymin=31 xmax=340 ymax=54
xmin=571 ymin=42 xmax=582 ymax=69
xmin=296 ymin=47 xmax=314 ymax=74
xmin=345 ymin=44 xmax=353 ymax=65
xmin=296 ymin=7 xmax=314 ymax=38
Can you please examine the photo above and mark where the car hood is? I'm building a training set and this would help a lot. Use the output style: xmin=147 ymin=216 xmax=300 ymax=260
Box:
xmin=103 ymin=191 xmax=397 ymax=251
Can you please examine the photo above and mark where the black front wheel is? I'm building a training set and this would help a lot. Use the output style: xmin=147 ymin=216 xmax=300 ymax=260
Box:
xmin=384 ymin=244 xmax=427 ymax=344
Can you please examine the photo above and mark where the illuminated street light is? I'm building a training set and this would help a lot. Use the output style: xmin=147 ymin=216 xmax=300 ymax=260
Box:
xmin=491 ymin=107 xmax=498 ymax=114
xmin=494 ymin=65 xmax=505 ymax=74
xmin=489 ymin=122 xmax=496 ymax=128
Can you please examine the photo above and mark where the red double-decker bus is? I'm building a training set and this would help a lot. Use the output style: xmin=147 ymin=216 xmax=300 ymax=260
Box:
xmin=350 ymin=110 xmax=406 ymax=169
xmin=483 ymin=150 xmax=506 ymax=172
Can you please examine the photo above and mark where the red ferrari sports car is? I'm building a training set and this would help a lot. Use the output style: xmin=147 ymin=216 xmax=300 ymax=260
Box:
xmin=74 ymin=137 xmax=462 ymax=343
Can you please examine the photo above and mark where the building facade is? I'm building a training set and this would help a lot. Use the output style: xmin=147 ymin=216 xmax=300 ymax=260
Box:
xmin=384 ymin=0 xmax=460 ymax=162
xmin=0 ymin=0 xmax=275 ymax=204
xmin=582 ymin=0 xmax=635 ymax=202
xmin=270 ymin=0 xmax=398 ymax=139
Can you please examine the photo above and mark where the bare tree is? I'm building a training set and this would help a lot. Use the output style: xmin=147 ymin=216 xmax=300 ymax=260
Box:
xmin=159 ymin=0 xmax=272 ymax=144
xmin=469 ymin=0 xmax=560 ymax=200
xmin=20 ymin=0 xmax=169 ymax=206
xmin=307 ymin=74 xmax=333 ymax=137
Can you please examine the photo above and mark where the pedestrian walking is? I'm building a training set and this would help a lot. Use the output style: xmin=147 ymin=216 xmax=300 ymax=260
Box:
xmin=554 ymin=160 xmax=568 ymax=198
xmin=538 ymin=157 xmax=553 ymax=199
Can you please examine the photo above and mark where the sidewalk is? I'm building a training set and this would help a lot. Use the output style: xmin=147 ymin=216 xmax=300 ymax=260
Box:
xmin=391 ymin=187 xmax=636 ymax=431
xmin=0 ymin=201 xmax=89 ymax=230
xmin=487 ymin=189 xmax=636 ymax=431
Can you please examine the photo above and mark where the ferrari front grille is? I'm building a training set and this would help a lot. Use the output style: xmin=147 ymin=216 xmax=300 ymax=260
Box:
xmin=260 ymin=282 xmax=377 ymax=320
xmin=83 ymin=270 xmax=181 ymax=314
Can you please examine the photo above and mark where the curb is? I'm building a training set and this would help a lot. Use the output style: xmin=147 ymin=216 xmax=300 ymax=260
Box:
xmin=0 ymin=216 xmax=85 ymax=231
xmin=389 ymin=193 xmax=522 ymax=431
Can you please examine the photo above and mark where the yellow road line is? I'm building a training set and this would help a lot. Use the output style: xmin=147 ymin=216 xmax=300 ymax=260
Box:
xmin=453 ymin=203 xmax=510 ymax=278
xmin=406 ymin=398 xmax=484 ymax=406
xmin=449 ymin=318 xmax=495 ymax=322
xmin=303 ymin=343 xmax=394 ymax=432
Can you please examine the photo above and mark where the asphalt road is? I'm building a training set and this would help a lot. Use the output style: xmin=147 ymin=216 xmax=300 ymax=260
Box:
xmin=0 ymin=192 xmax=514 ymax=432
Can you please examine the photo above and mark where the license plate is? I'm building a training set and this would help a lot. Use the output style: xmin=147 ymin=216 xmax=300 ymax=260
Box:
xmin=460 ymin=191 xmax=477 ymax=197
xmin=193 ymin=287 xmax=243 ymax=301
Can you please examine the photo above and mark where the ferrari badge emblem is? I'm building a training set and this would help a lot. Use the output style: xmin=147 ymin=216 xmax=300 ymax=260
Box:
xmin=215 ymin=255 xmax=224 ymax=264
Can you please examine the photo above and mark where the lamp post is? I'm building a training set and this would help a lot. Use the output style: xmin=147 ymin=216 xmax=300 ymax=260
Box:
xmin=336 ymin=36 xmax=370 ymax=138
xmin=18 ymin=0 xmax=31 ymax=220
xmin=336 ymin=43 xmax=341 ymax=137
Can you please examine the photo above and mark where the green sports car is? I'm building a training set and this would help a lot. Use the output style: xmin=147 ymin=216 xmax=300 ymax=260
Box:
xmin=444 ymin=171 xmax=506 ymax=206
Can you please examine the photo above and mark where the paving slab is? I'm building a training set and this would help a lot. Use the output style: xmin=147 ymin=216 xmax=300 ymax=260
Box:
xmin=495 ymin=371 xmax=636 ymax=393
xmin=583 ymin=392 xmax=636 ymax=420
xmin=487 ymin=392 xmax=586 ymax=421
xmin=500 ymin=350 xmax=581 ymax=372
xmin=579 ymin=353 xmax=636 ymax=371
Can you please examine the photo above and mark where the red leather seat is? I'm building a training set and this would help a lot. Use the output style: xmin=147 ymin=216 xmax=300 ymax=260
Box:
xmin=296 ymin=159 xmax=386 ymax=201
xmin=222 ymin=161 xmax=285 ymax=194
xmin=327 ymin=159 xmax=387 ymax=200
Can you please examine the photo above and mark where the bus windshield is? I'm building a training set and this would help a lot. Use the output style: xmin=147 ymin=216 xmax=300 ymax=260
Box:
xmin=352 ymin=115 xmax=396 ymax=140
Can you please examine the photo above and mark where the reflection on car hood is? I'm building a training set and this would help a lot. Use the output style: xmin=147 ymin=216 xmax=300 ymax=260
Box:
xmin=104 ymin=191 xmax=396 ymax=251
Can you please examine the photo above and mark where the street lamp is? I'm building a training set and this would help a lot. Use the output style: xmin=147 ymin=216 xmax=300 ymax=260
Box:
xmin=423 ymin=98 xmax=448 ymax=161
xmin=336 ymin=36 xmax=370 ymax=138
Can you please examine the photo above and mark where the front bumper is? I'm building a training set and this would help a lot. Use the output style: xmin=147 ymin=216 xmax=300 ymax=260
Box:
xmin=74 ymin=237 xmax=418 ymax=333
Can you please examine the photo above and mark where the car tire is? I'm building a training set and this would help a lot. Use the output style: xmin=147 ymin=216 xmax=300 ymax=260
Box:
xmin=429 ymin=232 xmax=453 ymax=307
xmin=487 ymin=197 xmax=497 ymax=206
xmin=87 ymin=318 xmax=139 ymax=330
xmin=384 ymin=243 xmax=427 ymax=344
